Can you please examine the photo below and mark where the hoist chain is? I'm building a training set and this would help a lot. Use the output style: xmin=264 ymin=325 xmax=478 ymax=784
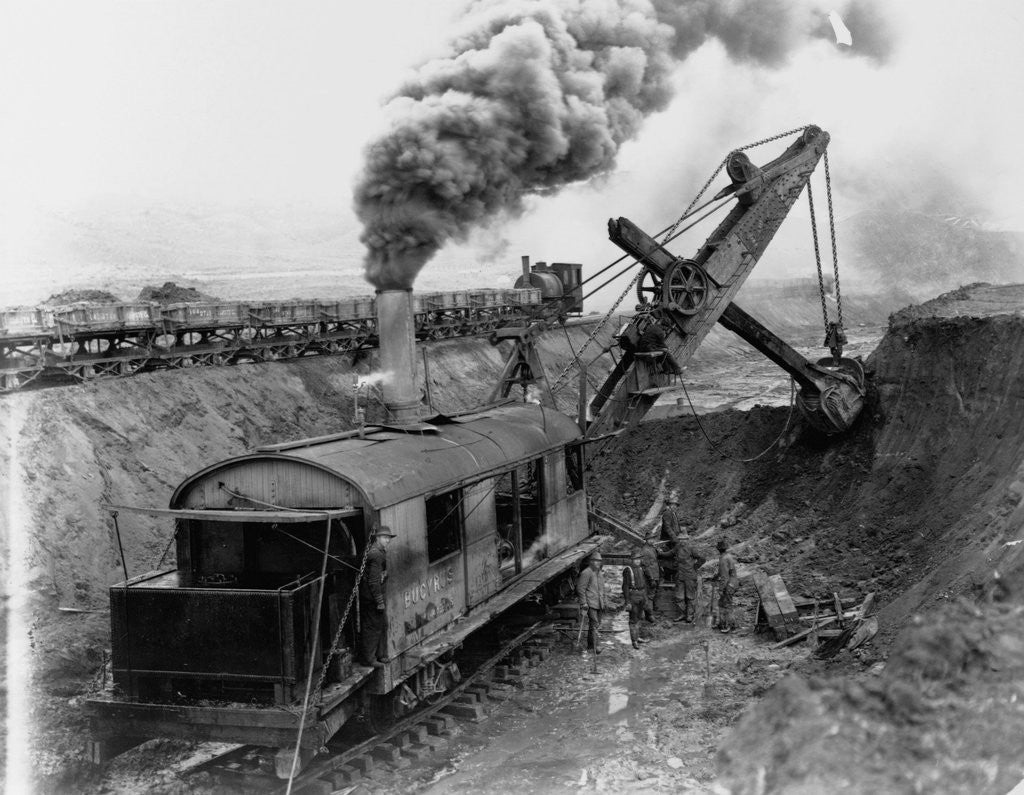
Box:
xmin=550 ymin=125 xmax=814 ymax=396
xmin=824 ymin=150 xmax=843 ymax=329
xmin=807 ymin=149 xmax=845 ymax=341
xmin=309 ymin=534 xmax=374 ymax=703
xmin=807 ymin=179 xmax=830 ymax=335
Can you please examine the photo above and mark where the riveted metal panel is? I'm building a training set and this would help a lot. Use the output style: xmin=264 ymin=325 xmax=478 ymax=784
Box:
xmin=463 ymin=480 xmax=501 ymax=607
xmin=546 ymin=491 xmax=589 ymax=554
xmin=379 ymin=499 xmax=467 ymax=656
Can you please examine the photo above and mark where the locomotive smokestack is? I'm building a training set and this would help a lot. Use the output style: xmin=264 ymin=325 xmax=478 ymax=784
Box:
xmin=521 ymin=255 xmax=531 ymax=282
xmin=375 ymin=289 xmax=421 ymax=424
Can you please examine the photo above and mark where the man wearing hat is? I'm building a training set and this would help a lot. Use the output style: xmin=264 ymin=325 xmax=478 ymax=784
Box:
xmin=660 ymin=496 xmax=681 ymax=550
xmin=358 ymin=526 xmax=396 ymax=667
xmin=711 ymin=539 xmax=739 ymax=633
xmin=639 ymin=534 xmax=661 ymax=620
xmin=576 ymin=551 xmax=606 ymax=653
xmin=622 ymin=547 xmax=654 ymax=649
xmin=673 ymin=529 xmax=707 ymax=623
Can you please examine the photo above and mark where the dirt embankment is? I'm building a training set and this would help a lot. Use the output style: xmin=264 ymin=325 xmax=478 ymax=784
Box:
xmin=587 ymin=283 xmax=1024 ymax=793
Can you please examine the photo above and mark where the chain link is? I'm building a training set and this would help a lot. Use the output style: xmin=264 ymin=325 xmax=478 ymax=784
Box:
xmin=823 ymin=150 xmax=843 ymax=329
xmin=308 ymin=533 xmax=374 ymax=702
xmin=807 ymin=147 xmax=845 ymax=338
xmin=807 ymin=180 xmax=830 ymax=336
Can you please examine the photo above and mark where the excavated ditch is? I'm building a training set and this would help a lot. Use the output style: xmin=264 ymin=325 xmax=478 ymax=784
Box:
xmin=3 ymin=284 xmax=1024 ymax=793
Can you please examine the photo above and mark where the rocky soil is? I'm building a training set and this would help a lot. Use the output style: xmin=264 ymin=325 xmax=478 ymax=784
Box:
xmin=3 ymin=283 xmax=1024 ymax=793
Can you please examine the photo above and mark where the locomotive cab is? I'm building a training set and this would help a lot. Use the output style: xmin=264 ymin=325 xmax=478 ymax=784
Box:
xmin=109 ymin=509 xmax=366 ymax=706
xmin=85 ymin=403 xmax=603 ymax=774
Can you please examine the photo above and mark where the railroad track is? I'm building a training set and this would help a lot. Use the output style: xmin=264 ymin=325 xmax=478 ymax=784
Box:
xmin=191 ymin=619 xmax=563 ymax=794
xmin=0 ymin=315 xmax=601 ymax=394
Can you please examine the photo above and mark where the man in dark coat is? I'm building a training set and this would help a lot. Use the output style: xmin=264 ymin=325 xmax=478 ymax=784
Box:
xmin=358 ymin=526 xmax=396 ymax=667
xmin=673 ymin=530 xmax=707 ymax=623
xmin=576 ymin=551 xmax=606 ymax=653
xmin=622 ymin=548 xmax=654 ymax=649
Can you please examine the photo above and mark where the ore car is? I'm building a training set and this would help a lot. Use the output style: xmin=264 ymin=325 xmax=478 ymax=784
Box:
xmin=84 ymin=401 xmax=603 ymax=774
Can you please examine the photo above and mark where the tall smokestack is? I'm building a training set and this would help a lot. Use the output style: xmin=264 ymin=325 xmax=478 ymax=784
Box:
xmin=375 ymin=289 xmax=421 ymax=424
xmin=521 ymin=254 xmax=531 ymax=282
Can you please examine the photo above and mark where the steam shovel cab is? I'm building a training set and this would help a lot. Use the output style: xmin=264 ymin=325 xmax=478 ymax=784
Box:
xmin=84 ymin=403 xmax=602 ymax=775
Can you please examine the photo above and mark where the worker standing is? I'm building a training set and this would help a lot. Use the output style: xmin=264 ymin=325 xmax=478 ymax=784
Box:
xmin=576 ymin=551 xmax=606 ymax=653
xmin=639 ymin=533 xmax=661 ymax=619
xmin=358 ymin=526 xmax=396 ymax=667
xmin=622 ymin=548 xmax=653 ymax=649
xmin=660 ymin=496 xmax=681 ymax=548
xmin=712 ymin=539 xmax=740 ymax=633
xmin=673 ymin=530 xmax=707 ymax=623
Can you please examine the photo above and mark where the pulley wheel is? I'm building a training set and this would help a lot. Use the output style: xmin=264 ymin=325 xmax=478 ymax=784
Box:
xmin=636 ymin=269 xmax=663 ymax=307
xmin=662 ymin=259 xmax=710 ymax=315
xmin=726 ymin=151 xmax=756 ymax=184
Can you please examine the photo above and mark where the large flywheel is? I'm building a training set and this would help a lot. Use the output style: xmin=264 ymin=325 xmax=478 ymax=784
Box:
xmin=661 ymin=259 xmax=710 ymax=315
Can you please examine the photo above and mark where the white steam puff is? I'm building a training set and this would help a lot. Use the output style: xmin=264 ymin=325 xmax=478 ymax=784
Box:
xmin=356 ymin=371 xmax=393 ymax=388
xmin=355 ymin=0 xmax=893 ymax=289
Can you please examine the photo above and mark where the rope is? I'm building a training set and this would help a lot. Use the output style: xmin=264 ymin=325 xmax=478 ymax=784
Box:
xmin=285 ymin=513 xmax=332 ymax=793
xmin=676 ymin=377 xmax=797 ymax=463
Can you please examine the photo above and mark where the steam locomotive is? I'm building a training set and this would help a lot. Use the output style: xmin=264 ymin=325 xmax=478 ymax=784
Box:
xmin=82 ymin=274 xmax=597 ymax=777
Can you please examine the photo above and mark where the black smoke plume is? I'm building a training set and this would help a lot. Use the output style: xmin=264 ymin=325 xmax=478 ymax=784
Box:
xmin=355 ymin=0 xmax=894 ymax=289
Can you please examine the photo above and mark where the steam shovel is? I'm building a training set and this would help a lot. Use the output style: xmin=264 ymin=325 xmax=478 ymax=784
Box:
xmin=702 ymin=639 xmax=715 ymax=700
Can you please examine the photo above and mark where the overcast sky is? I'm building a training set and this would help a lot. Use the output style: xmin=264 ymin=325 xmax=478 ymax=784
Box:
xmin=2 ymin=0 xmax=1023 ymax=302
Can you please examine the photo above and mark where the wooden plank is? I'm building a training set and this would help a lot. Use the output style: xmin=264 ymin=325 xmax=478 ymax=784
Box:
xmin=771 ymin=616 xmax=838 ymax=648
xmin=832 ymin=592 xmax=845 ymax=629
xmin=91 ymin=717 xmax=318 ymax=748
xmin=769 ymin=574 xmax=801 ymax=634
xmin=83 ymin=698 xmax=314 ymax=729
xmin=751 ymin=571 xmax=786 ymax=636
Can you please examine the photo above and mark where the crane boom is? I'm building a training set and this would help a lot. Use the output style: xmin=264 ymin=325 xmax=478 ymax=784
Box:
xmin=586 ymin=126 xmax=865 ymax=438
